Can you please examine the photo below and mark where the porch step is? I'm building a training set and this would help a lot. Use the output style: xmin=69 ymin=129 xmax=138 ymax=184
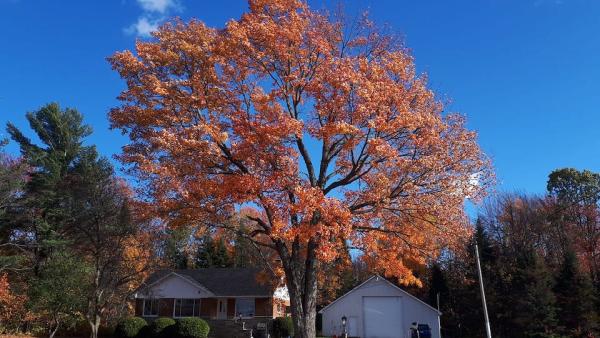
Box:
xmin=206 ymin=319 xmax=251 ymax=338
xmin=206 ymin=319 xmax=271 ymax=338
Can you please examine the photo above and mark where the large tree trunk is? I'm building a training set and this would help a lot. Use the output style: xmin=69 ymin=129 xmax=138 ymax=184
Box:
xmin=88 ymin=315 xmax=101 ymax=338
xmin=49 ymin=317 xmax=59 ymax=338
xmin=280 ymin=238 xmax=319 ymax=338
xmin=88 ymin=262 xmax=102 ymax=338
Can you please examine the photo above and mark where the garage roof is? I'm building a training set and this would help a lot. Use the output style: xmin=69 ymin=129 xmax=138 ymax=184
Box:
xmin=319 ymin=274 xmax=441 ymax=315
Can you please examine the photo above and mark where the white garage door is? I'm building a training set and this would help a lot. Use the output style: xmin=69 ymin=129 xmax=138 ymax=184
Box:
xmin=363 ymin=296 xmax=403 ymax=338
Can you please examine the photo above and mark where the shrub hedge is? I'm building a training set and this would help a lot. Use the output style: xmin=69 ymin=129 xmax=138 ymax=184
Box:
xmin=173 ymin=317 xmax=210 ymax=338
xmin=149 ymin=317 xmax=176 ymax=338
xmin=114 ymin=317 xmax=148 ymax=338
xmin=272 ymin=316 xmax=294 ymax=338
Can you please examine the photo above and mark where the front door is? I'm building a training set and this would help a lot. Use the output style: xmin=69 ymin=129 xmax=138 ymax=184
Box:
xmin=217 ymin=299 xmax=227 ymax=319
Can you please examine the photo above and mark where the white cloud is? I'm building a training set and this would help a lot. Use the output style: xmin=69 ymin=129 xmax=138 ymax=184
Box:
xmin=124 ymin=16 xmax=160 ymax=37
xmin=136 ymin=0 xmax=179 ymax=14
xmin=125 ymin=0 xmax=182 ymax=37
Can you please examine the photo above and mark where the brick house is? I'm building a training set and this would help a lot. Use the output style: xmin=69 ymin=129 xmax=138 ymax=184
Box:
xmin=133 ymin=268 xmax=289 ymax=320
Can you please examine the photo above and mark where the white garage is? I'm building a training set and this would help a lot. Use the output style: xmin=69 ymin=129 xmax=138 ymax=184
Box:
xmin=320 ymin=275 xmax=441 ymax=338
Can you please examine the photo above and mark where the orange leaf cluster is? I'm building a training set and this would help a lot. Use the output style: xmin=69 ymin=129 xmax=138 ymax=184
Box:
xmin=0 ymin=273 xmax=31 ymax=325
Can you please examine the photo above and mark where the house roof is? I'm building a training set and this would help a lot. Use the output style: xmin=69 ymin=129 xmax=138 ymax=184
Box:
xmin=319 ymin=275 xmax=441 ymax=315
xmin=140 ymin=268 xmax=275 ymax=297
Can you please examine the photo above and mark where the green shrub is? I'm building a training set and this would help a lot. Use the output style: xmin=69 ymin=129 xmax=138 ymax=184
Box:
xmin=150 ymin=317 xmax=176 ymax=338
xmin=272 ymin=317 xmax=294 ymax=338
xmin=114 ymin=317 xmax=148 ymax=338
xmin=174 ymin=317 xmax=210 ymax=338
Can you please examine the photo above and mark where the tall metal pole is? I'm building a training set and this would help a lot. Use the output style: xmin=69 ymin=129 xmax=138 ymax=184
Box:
xmin=437 ymin=293 xmax=442 ymax=338
xmin=475 ymin=243 xmax=492 ymax=338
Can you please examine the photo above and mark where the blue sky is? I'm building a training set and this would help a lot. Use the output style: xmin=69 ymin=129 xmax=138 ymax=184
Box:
xmin=1 ymin=0 xmax=599 ymax=199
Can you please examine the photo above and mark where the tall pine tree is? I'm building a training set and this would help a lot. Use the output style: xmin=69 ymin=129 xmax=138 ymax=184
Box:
xmin=162 ymin=226 xmax=192 ymax=269
xmin=6 ymin=103 xmax=94 ymax=272
xmin=194 ymin=235 xmax=232 ymax=268
xmin=508 ymin=248 xmax=557 ymax=338
xmin=427 ymin=263 xmax=448 ymax=311
xmin=554 ymin=247 xmax=597 ymax=337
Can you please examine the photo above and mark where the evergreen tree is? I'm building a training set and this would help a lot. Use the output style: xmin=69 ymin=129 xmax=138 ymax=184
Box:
xmin=508 ymin=249 xmax=557 ymax=338
xmin=471 ymin=220 xmax=500 ymax=337
xmin=194 ymin=235 xmax=215 ymax=268
xmin=162 ymin=226 xmax=191 ymax=269
xmin=6 ymin=103 xmax=94 ymax=271
xmin=212 ymin=238 xmax=232 ymax=268
xmin=233 ymin=226 xmax=254 ymax=268
xmin=426 ymin=263 xmax=448 ymax=311
xmin=554 ymin=247 xmax=597 ymax=337
xmin=194 ymin=236 xmax=232 ymax=268
xmin=441 ymin=219 xmax=505 ymax=338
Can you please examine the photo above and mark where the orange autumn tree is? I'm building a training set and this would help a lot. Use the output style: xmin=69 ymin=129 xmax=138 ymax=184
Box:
xmin=0 ymin=273 xmax=30 ymax=333
xmin=109 ymin=1 xmax=492 ymax=336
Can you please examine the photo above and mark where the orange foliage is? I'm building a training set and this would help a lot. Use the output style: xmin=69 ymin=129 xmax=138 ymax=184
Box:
xmin=122 ymin=234 xmax=154 ymax=292
xmin=109 ymin=0 xmax=492 ymax=286
xmin=0 ymin=273 xmax=31 ymax=327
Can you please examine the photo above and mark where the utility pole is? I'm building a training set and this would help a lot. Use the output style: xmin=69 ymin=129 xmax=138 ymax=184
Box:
xmin=475 ymin=243 xmax=492 ymax=338
xmin=437 ymin=292 xmax=442 ymax=338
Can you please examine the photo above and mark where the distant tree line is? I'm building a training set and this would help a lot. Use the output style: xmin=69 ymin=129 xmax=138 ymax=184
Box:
xmin=425 ymin=168 xmax=600 ymax=338
xmin=311 ymin=168 xmax=600 ymax=338
xmin=158 ymin=213 xmax=278 ymax=271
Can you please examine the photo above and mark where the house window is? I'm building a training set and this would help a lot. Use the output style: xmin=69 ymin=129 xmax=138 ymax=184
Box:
xmin=174 ymin=299 xmax=198 ymax=317
xmin=143 ymin=299 xmax=159 ymax=317
xmin=236 ymin=298 xmax=255 ymax=318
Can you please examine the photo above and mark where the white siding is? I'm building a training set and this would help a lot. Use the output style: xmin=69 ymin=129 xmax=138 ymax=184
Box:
xmin=138 ymin=274 xmax=213 ymax=299
xmin=363 ymin=296 xmax=403 ymax=338
xmin=321 ymin=276 xmax=440 ymax=338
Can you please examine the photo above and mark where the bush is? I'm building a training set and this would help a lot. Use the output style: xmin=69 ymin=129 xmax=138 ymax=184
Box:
xmin=114 ymin=317 xmax=148 ymax=338
xmin=149 ymin=317 xmax=176 ymax=338
xmin=174 ymin=317 xmax=210 ymax=338
xmin=272 ymin=317 xmax=294 ymax=338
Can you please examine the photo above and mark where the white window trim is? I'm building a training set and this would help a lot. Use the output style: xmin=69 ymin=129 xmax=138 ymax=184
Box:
xmin=143 ymin=299 xmax=159 ymax=317
xmin=173 ymin=298 xmax=200 ymax=318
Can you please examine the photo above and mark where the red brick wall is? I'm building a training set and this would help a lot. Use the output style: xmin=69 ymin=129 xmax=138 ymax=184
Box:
xmin=255 ymin=297 xmax=272 ymax=317
xmin=200 ymin=298 xmax=217 ymax=318
xmin=158 ymin=299 xmax=174 ymax=317
xmin=135 ymin=299 xmax=143 ymax=316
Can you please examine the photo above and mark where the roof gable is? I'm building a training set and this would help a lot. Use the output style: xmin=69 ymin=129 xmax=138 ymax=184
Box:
xmin=138 ymin=273 xmax=215 ymax=298
xmin=319 ymin=275 xmax=440 ymax=315
xmin=140 ymin=268 xmax=275 ymax=297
